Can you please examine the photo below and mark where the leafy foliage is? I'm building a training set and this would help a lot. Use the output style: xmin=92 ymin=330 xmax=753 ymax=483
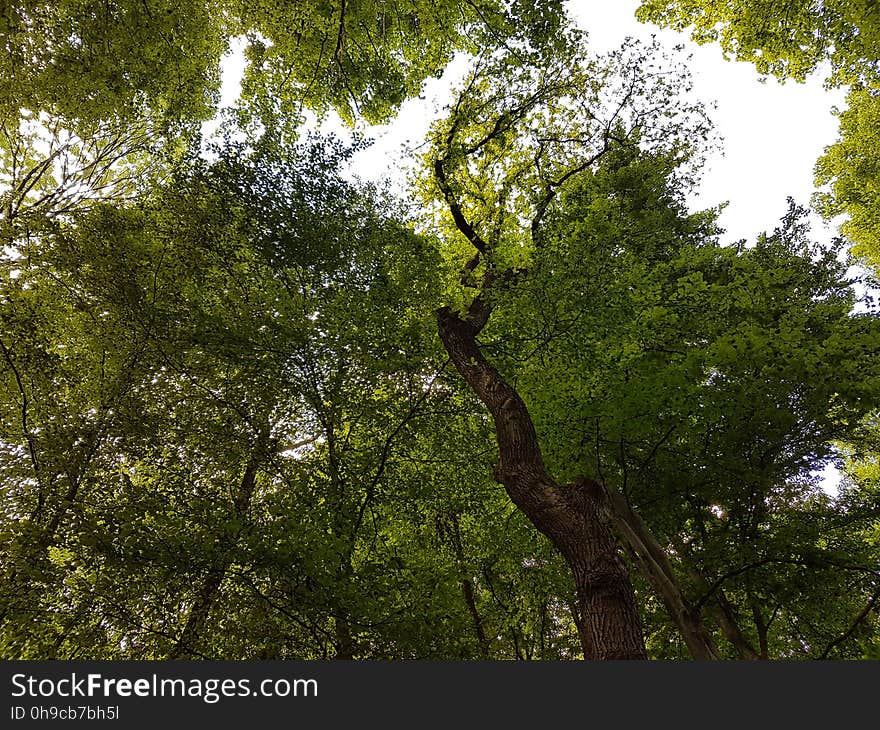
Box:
xmin=471 ymin=141 xmax=880 ymax=658
xmin=0 ymin=0 xmax=566 ymax=129
xmin=815 ymin=86 xmax=880 ymax=270
xmin=635 ymin=0 xmax=880 ymax=284
xmin=0 ymin=134 xmax=588 ymax=658
xmin=1 ymin=6 xmax=878 ymax=659
xmin=636 ymin=0 xmax=880 ymax=85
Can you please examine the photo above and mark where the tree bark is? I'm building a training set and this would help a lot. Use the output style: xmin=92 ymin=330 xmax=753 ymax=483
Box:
xmin=437 ymin=302 xmax=646 ymax=659
xmin=604 ymin=484 xmax=720 ymax=660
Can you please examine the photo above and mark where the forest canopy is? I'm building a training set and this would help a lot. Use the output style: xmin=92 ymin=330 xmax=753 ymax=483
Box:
xmin=1 ymin=1 xmax=879 ymax=660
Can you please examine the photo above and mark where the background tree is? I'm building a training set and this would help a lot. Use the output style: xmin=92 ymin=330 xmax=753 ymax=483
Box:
xmin=0 ymin=1 xmax=569 ymax=279
xmin=634 ymin=5 xmax=880 ymax=653
xmin=0 ymin=0 xmax=566 ymax=129
xmin=635 ymin=0 xmax=878 ymax=84
xmin=0 ymin=132 xmax=591 ymax=659
xmin=516 ymin=186 xmax=880 ymax=658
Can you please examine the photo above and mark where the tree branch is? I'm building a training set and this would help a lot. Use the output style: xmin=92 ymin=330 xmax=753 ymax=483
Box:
xmin=819 ymin=586 xmax=880 ymax=659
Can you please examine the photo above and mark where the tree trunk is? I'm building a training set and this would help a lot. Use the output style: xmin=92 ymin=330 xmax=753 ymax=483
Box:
xmin=604 ymin=484 xmax=720 ymax=660
xmin=437 ymin=303 xmax=646 ymax=659
xmin=558 ymin=478 xmax=649 ymax=659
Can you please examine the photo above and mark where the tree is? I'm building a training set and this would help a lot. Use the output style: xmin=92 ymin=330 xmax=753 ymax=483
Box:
xmin=814 ymin=86 xmax=880 ymax=270
xmin=421 ymin=34 xmax=706 ymax=659
xmin=635 ymin=0 xmax=880 ymax=274
xmin=0 ymin=0 xmax=566 ymax=129
xmin=634 ymin=4 xmax=880 ymax=653
xmin=0 ymin=1 xmax=568 ymax=270
xmin=635 ymin=0 xmax=879 ymax=85
xmin=421 ymin=31 xmax=880 ymax=658
xmin=0 ymin=132 xmax=590 ymax=659
xmin=529 ymin=193 xmax=880 ymax=659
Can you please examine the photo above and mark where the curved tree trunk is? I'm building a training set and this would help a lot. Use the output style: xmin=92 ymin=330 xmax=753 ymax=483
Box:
xmin=437 ymin=303 xmax=646 ymax=660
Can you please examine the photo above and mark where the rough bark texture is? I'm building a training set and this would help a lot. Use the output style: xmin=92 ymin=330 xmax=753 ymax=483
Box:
xmin=605 ymin=485 xmax=720 ymax=660
xmin=437 ymin=302 xmax=646 ymax=659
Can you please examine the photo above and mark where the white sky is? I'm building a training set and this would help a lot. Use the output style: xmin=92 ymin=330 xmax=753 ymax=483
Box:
xmin=567 ymin=1 xmax=847 ymax=242
xmin=214 ymin=1 xmax=848 ymax=493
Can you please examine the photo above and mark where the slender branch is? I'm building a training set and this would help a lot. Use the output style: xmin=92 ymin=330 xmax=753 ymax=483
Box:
xmin=349 ymin=358 xmax=451 ymax=552
xmin=433 ymin=157 xmax=489 ymax=254
xmin=694 ymin=556 xmax=880 ymax=610
xmin=819 ymin=586 xmax=880 ymax=659
xmin=0 ymin=334 xmax=42 ymax=491
xmin=334 ymin=0 xmax=347 ymax=62
xmin=604 ymin=483 xmax=720 ymax=659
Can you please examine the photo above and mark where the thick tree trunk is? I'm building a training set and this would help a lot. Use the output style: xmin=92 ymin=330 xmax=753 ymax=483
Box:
xmin=437 ymin=303 xmax=646 ymax=659
xmin=558 ymin=478 xmax=649 ymax=659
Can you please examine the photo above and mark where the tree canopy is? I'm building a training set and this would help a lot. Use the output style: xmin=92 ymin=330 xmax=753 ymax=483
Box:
xmin=1 ymin=2 xmax=878 ymax=660
xmin=636 ymin=0 xmax=879 ymax=84
xmin=0 ymin=0 xmax=565 ymax=128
